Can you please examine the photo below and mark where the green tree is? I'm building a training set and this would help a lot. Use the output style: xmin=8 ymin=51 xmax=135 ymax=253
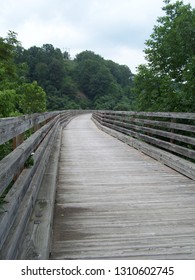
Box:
xmin=0 ymin=31 xmax=21 ymax=117
xmin=18 ymin=81 xmax=46 ymax=114
xmin=0 ymin=89 xmax=16 ymax=117
xmin=134 ymin=0 xmax=195 ymax=112
xmin=145 ymin=0 xmax=195 ymax=81
xmin=34 ymin=62 xmax=48 ymax=86
xmin=0 ymin=32 xmax=19 ymax=90
xmin=73 ymin=50 xmax=134 ymax=109
xmin=48 ymin=58 xmax=65 ymax=91
xmin=75 ymin=50 xmax=104 ymax=63
xmin=75 ymin=58 xmax=114 ymax=99
xmin=106 ymin=60 xmax=133 ymax=88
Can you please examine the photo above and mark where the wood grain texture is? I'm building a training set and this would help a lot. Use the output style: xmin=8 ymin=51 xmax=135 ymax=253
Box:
xmin=0 ymin=112 xmax=59 ymax=145
xmin=17 ymin=116 xmax=77 ymax=260
xmin=101 ymin=111 xmax=195 ymax=120
xmin=93 ymin=119 xmax=195 ymax=180
xmin=93 ymin=111 xmax=195 ymax=162
xmin=0 ymin=122 xmax=59 ymax=259
xmin=50 ymin=114 xmax=195 ymax=260
xmin=0 ymin=116 xmax=59 ymax=195
xmin=0 ymin=112 xmax=77 ymax=259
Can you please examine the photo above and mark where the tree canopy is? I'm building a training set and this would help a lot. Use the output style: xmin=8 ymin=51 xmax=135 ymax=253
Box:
xmin=134 ymin=0 xmax=195 ymax=112
xmin=0 ymin=33 xmax=134 ymax=115
xmin=14 ymin=46 xmax=134 ymax=111
xmin=0 ymin=31 xmax=47 ymax=117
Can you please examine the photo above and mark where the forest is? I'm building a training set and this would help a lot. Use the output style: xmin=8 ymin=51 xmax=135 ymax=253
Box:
xmin=0 ymin=33 xmax=134 ymax=117
xmin=0 ymin=0 xmax=195 ymax=118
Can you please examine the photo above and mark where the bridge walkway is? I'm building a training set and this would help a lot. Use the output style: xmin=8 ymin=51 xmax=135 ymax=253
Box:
xmin=50 ymin=114 xmax=195 ymax=259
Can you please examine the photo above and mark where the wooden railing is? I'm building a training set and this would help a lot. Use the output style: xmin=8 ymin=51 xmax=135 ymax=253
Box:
xmin=0 ymin=110 xmax=79 ymax=259
xmin=1 ymin=110 xmax=195 ymax=259
xmin=92 ymin=111 xmax=195 ymax=180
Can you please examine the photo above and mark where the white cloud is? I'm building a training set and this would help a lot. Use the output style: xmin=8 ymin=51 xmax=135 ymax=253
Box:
xmin=1 ymin=0 xmax=195 ymax=72
xmin=18 ymin=17 xmax=87 ymax=49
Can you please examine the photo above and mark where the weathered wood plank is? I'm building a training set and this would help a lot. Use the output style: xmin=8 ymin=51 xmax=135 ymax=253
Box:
xmin=101 ymin=119 xmax=195 ymax=146
xmin=17 ymin=126 xmax=63 ymax=260
xmin=50 ymin=114 xmax=195 ymax=260
xmin=0 ymin=112 xmax=79 ymax=259
xmin=129 ymin=118 xmax=195 ymax=133
xmin=0 ymin=119 xmax=61 ymax=251
xmin=0 ymin=116 xmax=59 ymax=195
xmin=100 ymin=123 xmax=195 ymax=160
xmin=93 ymin=112 xmax=195 ymax=163
xmin=0 ymin=111 xmax=60 ymax=145
xmin=17 ymin=114 xmax=76 ymax=260
xmin=102 ymin=111 xmax=195 ymax=120
xmin=0 ymin=121 xmax=59 ymax=259
xmin=94 ymin=118 xmax=195 ymax=180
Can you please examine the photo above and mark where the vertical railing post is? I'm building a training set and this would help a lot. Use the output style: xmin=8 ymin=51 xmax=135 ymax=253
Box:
xmin=13 ymin=133 xmax=24 ymax=150
xmin=170 ymin=118 xmax=176 ymax=144
xmin=13 ymin=133 xmax=24 ymax=181
xmin=34 ymin=123 xmax=41 ymax=132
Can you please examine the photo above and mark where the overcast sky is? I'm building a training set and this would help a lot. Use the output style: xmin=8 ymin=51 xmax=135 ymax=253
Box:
xmin=1 ymin=0 xmax=195 ymax=72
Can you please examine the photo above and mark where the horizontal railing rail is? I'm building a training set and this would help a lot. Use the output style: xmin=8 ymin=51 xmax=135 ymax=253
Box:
xmin=0 ymin=110 xmax=80 ymax=259
xmin=0 ymin=111 xmax=61 ymax=145
xmin=92 ymin=111 xmax=195 ymax=180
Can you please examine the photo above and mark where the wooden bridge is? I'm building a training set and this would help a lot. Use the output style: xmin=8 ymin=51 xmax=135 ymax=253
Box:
xmin=0 ymin=110 xmax=195 ymax=259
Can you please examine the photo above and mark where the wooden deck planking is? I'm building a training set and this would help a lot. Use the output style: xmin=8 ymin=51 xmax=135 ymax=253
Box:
xmin=50 ymin=114 xmax=195 ymax=259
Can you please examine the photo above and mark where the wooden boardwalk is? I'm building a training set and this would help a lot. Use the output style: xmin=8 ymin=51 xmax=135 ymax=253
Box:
xmin=50 ymin=114 xmax=195 ymax=259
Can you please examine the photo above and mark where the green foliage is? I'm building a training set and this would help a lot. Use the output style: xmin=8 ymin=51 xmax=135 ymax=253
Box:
xmin=0 ymin=33 xmax=18 ymax=90
xmin=25 ymin=153 xmax=34 ymax=168
xmin=0 ymin=89 xmax=16 ymax=117
xmin=73 ymin=50 xmax=134 ymax=109
xmin=47 ymin=95 xmax=80 ymax=110
xmin=145 ymin=0 xmax=195 ymax=80
xmin=1 ymin=31 xmax=135 ymax=113
xmin=75 ymin=58 xmax=114 ymax=99
xmin=106 ymin=60 xmax=133 ymax=88
xmin=0 ymin=33 xmax=18 ymax=117
xmin=18 ymin=81 xmax=46 ymax=114
xmin=14 ymin=46 xmax=135 ymax=110
xmin=134 ymin=0 xmax=195 ymax=112
xmin=0 ymin=141 xmax=12 ymax=161
xmin=0 ymin=31 xmax=47 ymax=117
xmin=17 ymin=44 xmax=79 ymax=109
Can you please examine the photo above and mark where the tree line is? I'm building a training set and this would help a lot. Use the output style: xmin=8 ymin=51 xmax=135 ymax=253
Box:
xmin=0 ymin=0 xmax=194 ymax=119
xmin=0 ymin=34 xmax=134 ymax=117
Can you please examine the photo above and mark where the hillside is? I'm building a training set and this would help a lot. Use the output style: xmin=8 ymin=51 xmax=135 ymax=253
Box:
xmin=16 ymin=45 xmax=135 ymax=111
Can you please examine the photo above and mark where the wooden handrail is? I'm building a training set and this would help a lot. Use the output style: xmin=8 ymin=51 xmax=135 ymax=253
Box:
xmin=0 ymin=110 xmax=79 ymax=259
xmin=0 ymin=111 xmax=61 ymax=145
xmin=92 ymin=111 xmax=195 ymax=180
